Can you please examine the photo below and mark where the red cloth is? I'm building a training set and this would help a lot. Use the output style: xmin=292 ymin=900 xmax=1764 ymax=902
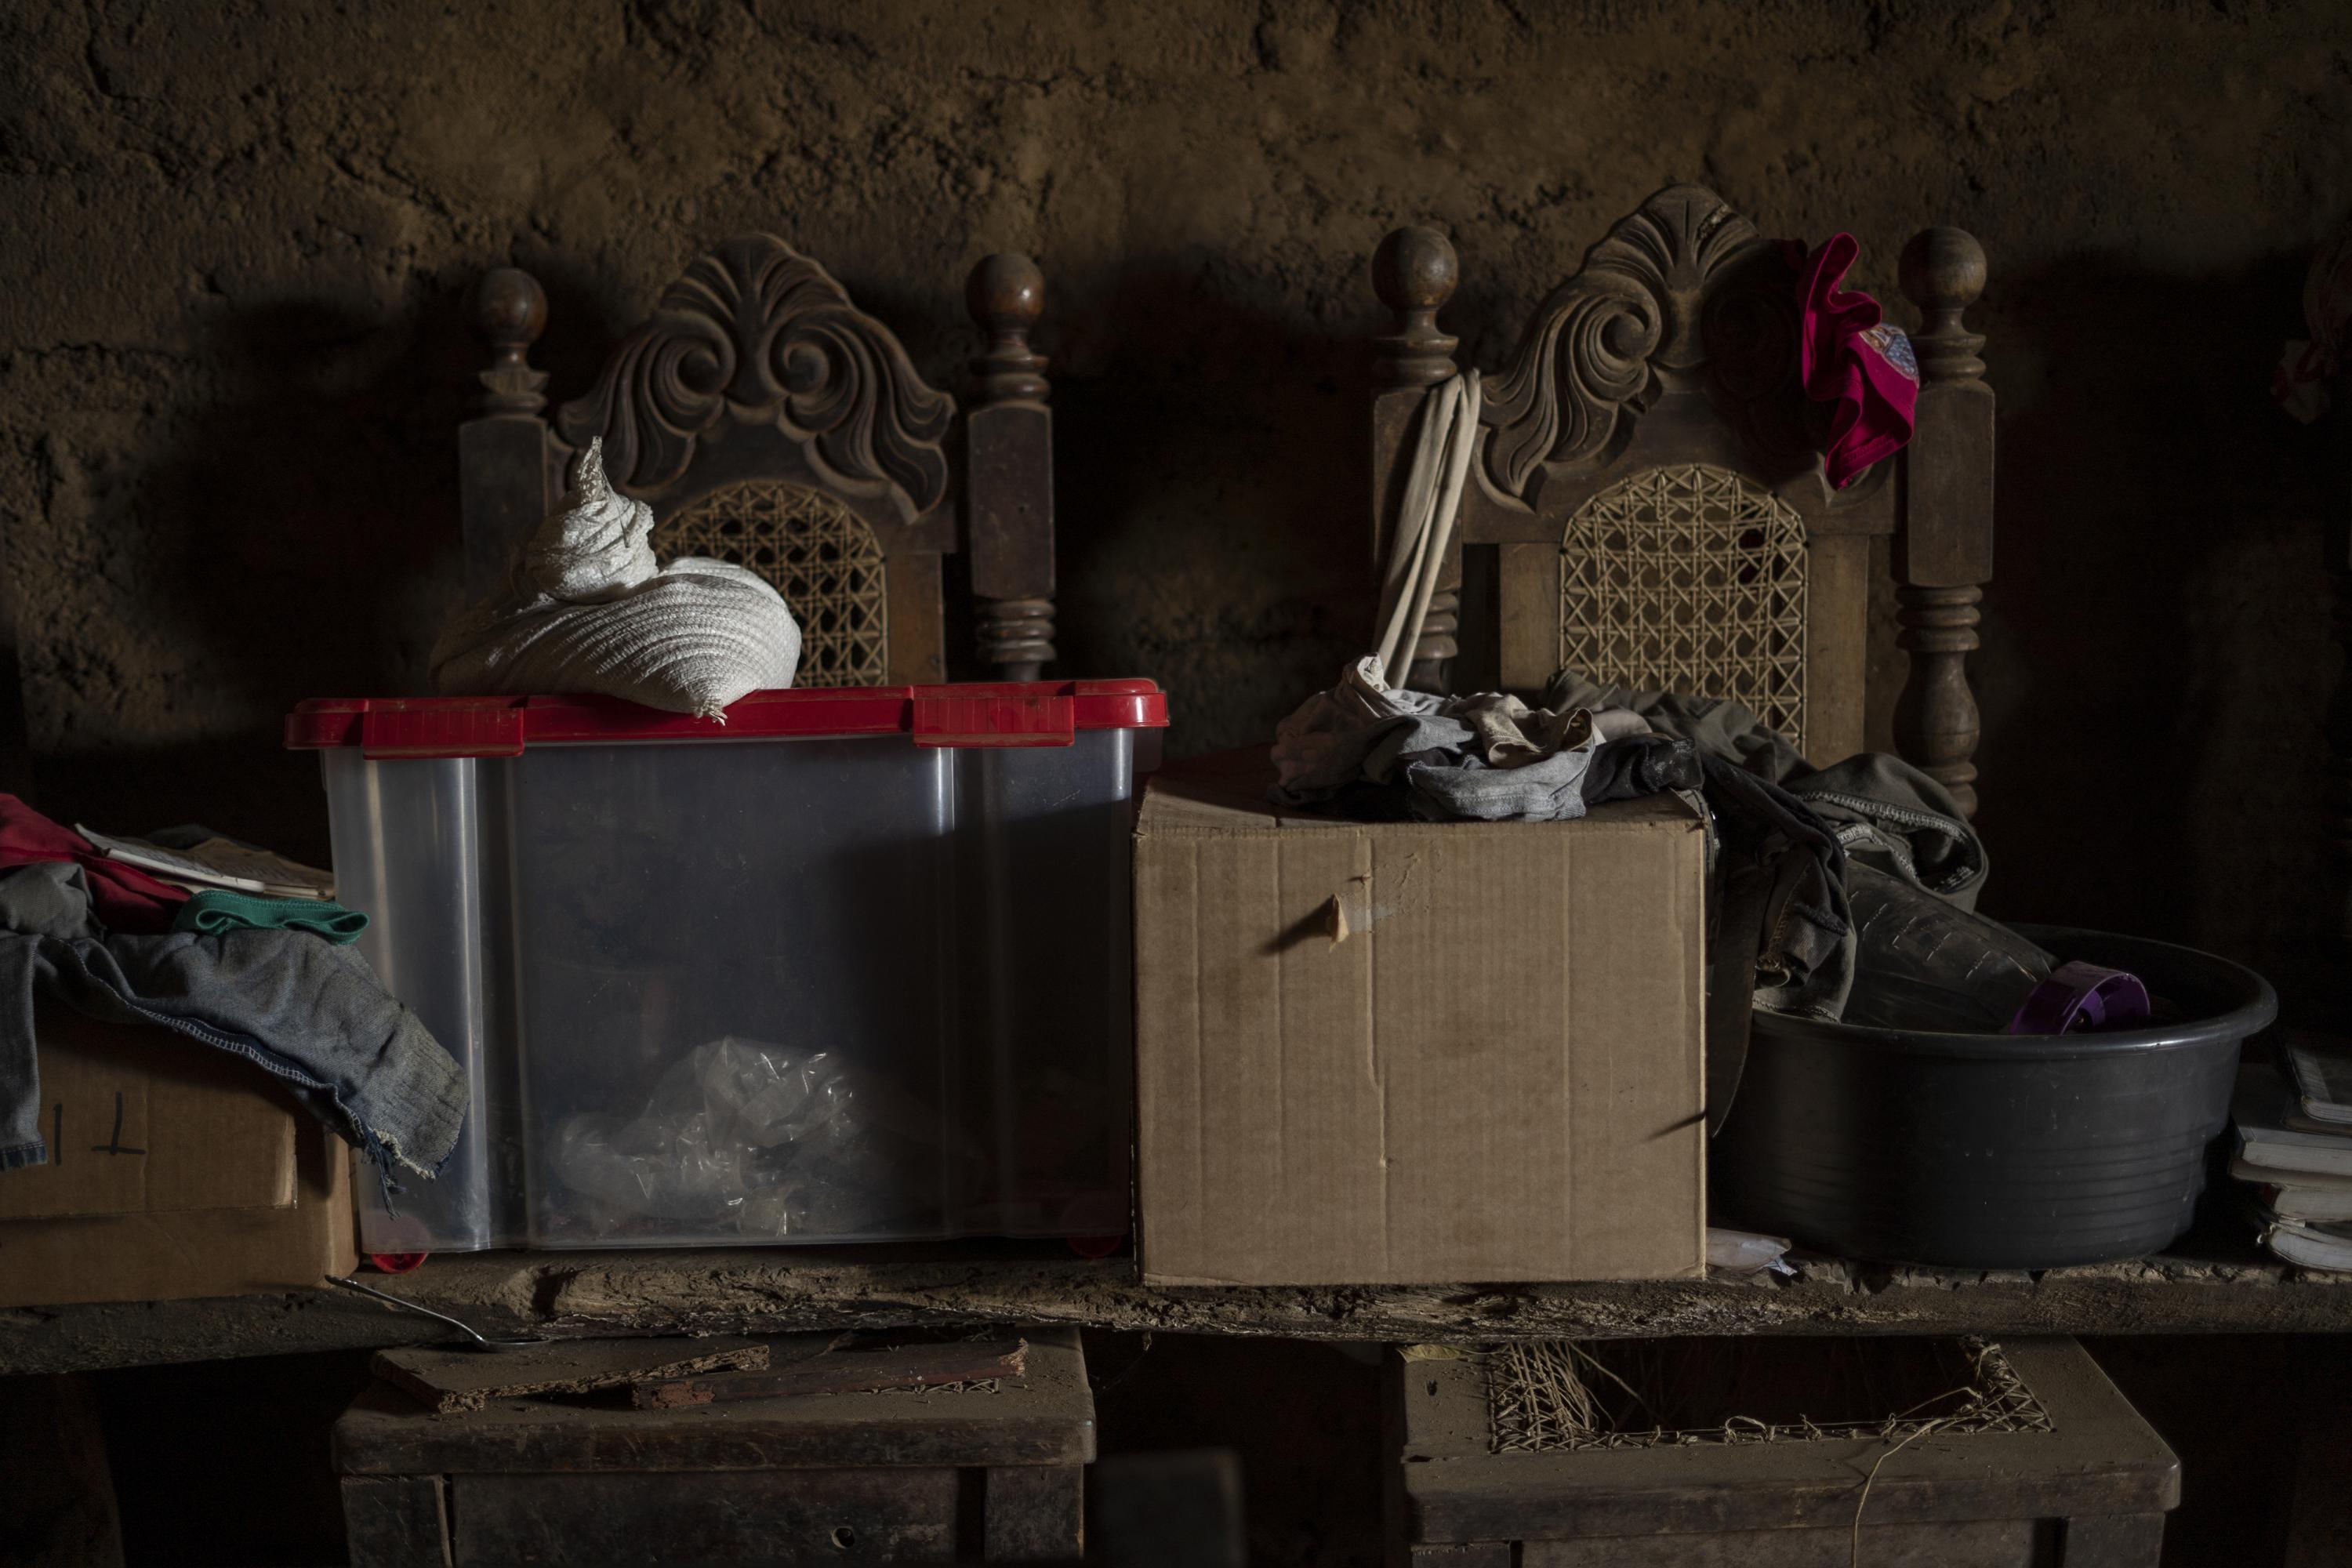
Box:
xmin=2274 ymin=209 xmax=2352 ymax=423
xmin=1780 ymin=234 xmax=1920 ymax=489
xmin=0 ymin=795 xmax=188 ymax=933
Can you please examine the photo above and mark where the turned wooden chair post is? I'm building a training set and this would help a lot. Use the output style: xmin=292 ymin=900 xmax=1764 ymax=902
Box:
xmin=1370 ymin=227 xmax=1462 ymax=688
xmin=2321 ymin=374 xmax=2352 ymax=978
xmin=1895 ymin=227 xmax=1994 ymax=817
xmin=964 ymin=253 xmax=1056 ymax=682
xmin=459 ymin=268 xmax=556 ymax=600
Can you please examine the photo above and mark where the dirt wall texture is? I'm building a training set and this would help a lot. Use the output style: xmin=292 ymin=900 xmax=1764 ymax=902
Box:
xmin=2 ymin=0 xmax=2350 ymax=1006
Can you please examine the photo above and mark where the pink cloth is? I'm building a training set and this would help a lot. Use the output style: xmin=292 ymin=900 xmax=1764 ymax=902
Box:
xmin=0 ymin=795 xmax=187 ymax=933
xmin=1779 ymin=234 xmax=1920 ymax=489
xmin=2275 ymin=212 xmax=2352 ymax=423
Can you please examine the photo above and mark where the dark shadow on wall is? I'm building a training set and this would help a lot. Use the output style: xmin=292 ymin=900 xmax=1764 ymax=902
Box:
xmin=1051 ymin=247 xmax=1385 ymax=757
xmin=26 ymin=251 xmax=708 ymax=861
xmin=0 ymin=566 xmax=39 ymax=804
xmin=1967 ymin=246 xmax=2336 ymax=1014
xmin=29 ymin=288 xmax=479 ymax=860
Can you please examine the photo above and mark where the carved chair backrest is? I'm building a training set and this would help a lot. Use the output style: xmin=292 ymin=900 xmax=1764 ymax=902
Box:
xmin=1370 ymin=183 xmax=1993 ymax=812
xmin=458 ymin=238 xmax=1058 ymax=687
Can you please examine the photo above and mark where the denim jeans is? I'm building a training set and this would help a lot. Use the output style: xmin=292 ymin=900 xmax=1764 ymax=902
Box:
xmin=0 ymin=863 xmax=463 ymax=1181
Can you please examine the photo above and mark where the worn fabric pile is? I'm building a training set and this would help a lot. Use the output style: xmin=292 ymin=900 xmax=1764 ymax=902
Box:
xmin=432 ymin=439 xmax=802 ymax=719
xmin=1269 ymin=659 xmax=1993 ymax=1118
xmin=1269 ymin=656 xmax=1678 ymax=824
xmin=1543 ymin=671 xmax=1987 ymax=1025
xmin=1272 ymin=658 xmax=1986 ymax=1019
xmin=0 ymin=796 xmax=464 ymax=1184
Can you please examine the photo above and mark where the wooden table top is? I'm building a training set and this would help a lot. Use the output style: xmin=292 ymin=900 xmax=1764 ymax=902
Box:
xmin=7 ymin=1223 xmax=2350 ymax=1376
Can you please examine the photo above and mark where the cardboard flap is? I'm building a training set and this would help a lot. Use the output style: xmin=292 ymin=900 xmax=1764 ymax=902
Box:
xmin=0 ymin=1011 xmax=298 ymax=1221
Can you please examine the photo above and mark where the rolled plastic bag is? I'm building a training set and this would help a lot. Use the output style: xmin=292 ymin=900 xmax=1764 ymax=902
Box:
xmin=552 ymin=1036 xmax=949 ymax=1240
xmin=431 ymin=439 xmax=800 ymax=717
xmin=1838 ymin=863 xmax=2055 ymax=1033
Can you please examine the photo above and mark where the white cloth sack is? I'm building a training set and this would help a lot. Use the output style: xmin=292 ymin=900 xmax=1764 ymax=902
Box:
xmin=431 ymin=439 xmax=800 ymax=718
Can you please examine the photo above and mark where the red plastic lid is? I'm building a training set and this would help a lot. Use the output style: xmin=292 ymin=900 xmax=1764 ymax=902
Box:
xmin=286 ymin=681 xmax=1167 ymax=760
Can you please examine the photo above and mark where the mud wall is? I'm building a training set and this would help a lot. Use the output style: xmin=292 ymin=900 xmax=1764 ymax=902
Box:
xmin=2 ymin=0 xmax=2347 ymax=1001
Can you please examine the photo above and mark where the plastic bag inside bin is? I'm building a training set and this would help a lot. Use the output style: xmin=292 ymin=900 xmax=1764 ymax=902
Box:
xmin=553 ymin=1036 xmax=964 ymax=1240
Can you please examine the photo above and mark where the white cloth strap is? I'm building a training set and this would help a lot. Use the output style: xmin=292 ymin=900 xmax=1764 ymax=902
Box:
xmin=1373 ymin=371 xmax=1482 ymax=682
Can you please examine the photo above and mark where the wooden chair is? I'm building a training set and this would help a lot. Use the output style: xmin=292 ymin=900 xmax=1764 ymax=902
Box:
xmin=1388 ymin=1336 xmax=2177 ymax=1566
xmin=1370 ymin=183 xmax=1994 ymax=813
xmin=338 ymin=1328 xmax=1095 ymax=1565
xmin=458 ymin=238 xmax=1058 ymax=686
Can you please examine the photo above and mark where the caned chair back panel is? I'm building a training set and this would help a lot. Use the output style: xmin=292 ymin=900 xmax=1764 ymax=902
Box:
xmin=456 ymin=238 xmax=1058 ymax=688
xmin=651 ymin=479 xmax=891 ymax=688
xmin=1550 ymin=463 xmax=1809 ymax=753
xmin=1370 ymin=184 xmax=1994 ymax=811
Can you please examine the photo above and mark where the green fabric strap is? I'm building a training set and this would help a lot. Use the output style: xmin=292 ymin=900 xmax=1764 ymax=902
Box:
xmin=171 ymin=889 xmax=368 ymax=945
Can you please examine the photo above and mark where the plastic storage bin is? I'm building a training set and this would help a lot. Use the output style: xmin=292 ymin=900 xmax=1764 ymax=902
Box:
xmin=1711 ymin=924 xmax=2277 ymax=1269
xmin=287 ymin=681 xmax=1167 ymax=1254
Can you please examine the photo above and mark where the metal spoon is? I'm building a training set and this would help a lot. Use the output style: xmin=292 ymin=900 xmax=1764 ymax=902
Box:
xmin=326 ymin=1274 xmax=548 ymax=1352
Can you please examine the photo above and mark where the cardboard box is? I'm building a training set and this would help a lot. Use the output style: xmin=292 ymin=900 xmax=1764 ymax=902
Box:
xmin=0 ymin=1013 xmax=356 ymax=1307
xmin=0 ymin=1009 xmax=297 ymax=1221
xmin=1134 ymin=763 xmax=1707 ymax=1287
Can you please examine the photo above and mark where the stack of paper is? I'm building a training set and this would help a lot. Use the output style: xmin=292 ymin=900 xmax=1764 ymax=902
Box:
xmin=2233 ymin=1041 xmax=2352 ymax=1270
xmin=76 ymin=826 xmax=333 ymax=902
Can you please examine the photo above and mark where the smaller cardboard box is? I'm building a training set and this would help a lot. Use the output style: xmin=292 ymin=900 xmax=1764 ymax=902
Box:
xmin=0 ymin=1008 xmax=297 ymax=1222
xmin=0 ymin=1012 xmax=355 ymax=1307
xmin=1134 ymin=761 xmax=1707 ymax=1287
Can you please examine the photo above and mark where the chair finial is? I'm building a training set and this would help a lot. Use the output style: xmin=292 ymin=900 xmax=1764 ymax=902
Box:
xmin=967 ymin=252 xmax=1049 ymax=404
xmin=1900 ymin=228 xmax=1988 ymax=384
xmin=1374 ymin=227 xmax=1458 ymax=314
xmin=471 ymin=267 xmax=550 ymax=415
xmin=1372 ymin=228 xmax=1459 ymax=387
xmin=1899 ymin=227 xmax=1986 ymax=312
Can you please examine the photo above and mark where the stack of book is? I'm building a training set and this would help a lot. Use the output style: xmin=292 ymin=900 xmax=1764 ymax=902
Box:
xmin=2231 ymin=1036 xmax=2352 ymax=1270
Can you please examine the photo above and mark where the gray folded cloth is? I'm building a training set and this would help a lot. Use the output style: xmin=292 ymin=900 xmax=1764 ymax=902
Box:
xmin=0 ymin=862 xmax=464 ymax=1181
xmin=1270 ymin=656 xmax=1651 ymax=822
xmin=1541 ymin=671 xmax=1987 ymax=908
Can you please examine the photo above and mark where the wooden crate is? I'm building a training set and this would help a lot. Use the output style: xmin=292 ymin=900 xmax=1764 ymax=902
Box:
xmin=336 ymin=1327 xmax=1092 ymax=1566
xmin=1387 ymin=1336 xmax=2177 ymax=1567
